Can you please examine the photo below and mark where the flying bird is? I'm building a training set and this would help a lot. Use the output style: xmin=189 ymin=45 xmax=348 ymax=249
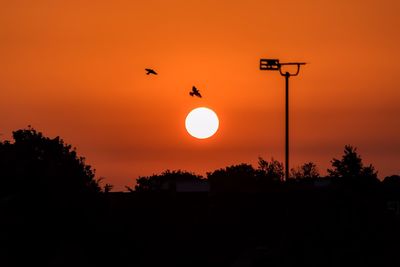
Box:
xmin=145 ymin=68 xmax=157 ymax=75
xmin=189 ymin=86 xmax=202 ymax=98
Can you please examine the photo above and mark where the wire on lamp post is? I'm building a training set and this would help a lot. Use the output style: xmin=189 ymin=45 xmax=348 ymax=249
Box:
xmin=260 ymin=59 xmax=306 ymax=182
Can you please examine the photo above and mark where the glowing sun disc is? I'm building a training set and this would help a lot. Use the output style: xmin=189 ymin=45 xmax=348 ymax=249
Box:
xmin=185 ymin=107 xmax=219 ymax=139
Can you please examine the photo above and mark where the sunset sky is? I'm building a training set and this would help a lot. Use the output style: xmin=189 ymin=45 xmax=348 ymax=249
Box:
xmin=1 ymin=0 xmax=399 ymax=190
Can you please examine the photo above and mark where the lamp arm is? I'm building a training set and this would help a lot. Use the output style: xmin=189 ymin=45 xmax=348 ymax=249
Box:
xmin=279 ymin=63 xmax=302 ymax=76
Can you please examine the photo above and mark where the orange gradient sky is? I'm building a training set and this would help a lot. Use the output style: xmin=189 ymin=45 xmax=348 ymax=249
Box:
xmin=1 ymin=0 xmax=399 ymax=190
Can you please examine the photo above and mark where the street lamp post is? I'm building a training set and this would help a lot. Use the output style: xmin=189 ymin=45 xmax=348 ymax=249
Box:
xmin=260 ymin=59 xmax=306 ymax=182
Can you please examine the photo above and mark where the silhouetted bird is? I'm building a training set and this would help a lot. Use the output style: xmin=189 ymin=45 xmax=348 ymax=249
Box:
xmin=145 ymin=68 xmax=157 ymax=75
xmin=189 ymin=86 xmax=202 ymax=98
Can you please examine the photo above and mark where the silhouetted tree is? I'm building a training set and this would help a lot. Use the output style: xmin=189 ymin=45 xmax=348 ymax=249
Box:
xmin=0 ymin=127 xmax=101 ymax=198
xmin=207 ymin=158 xmax=284 ymax=192
xmin=135 ymin=169 xmax=204 ymax=192
xmin=383 ymin=175 xmax=400 ymax=187
xmin=0 ymin=127 xmax=104 ymax=265
xmin=291 ymin=162 xmax=320 ymax=180
xmin=327 ymin=145 xmax=378 ymax=180
xmin=207 ymin=163 xmax=257 ymax=192
xmin=257 ymin=157 xmax=285 ymax=183
xmin=382 ymin=175 xmax=400 ymax=199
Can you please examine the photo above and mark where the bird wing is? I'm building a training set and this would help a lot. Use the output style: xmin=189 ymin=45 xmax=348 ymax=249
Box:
xmin=145 ymin=68 xmax=157 ymax=74
xmin=190 ymin=86 xmax=202 ymax=97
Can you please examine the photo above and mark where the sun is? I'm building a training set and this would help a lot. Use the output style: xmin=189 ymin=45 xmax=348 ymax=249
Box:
xmin=185 ymin=107 xmax=219 ymax=139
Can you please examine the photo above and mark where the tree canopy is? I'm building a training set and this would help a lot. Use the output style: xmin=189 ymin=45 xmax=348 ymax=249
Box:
xmin=0 ymin=127 xmax=101 ymax=198
xmin=327 ymin=145 xmax=378 ymax=180
xmin=291 ymin=162 xmax=320 ymax=180
xmin=207 ymin=158 xmax=284 ymax=192
xmin=257 ymin=157 xmax=285 ymax=182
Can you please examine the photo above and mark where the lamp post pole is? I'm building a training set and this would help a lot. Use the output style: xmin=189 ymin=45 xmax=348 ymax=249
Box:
xmin=285 ymin=72 xmax=290 ymax=182
xmin=260 ymin=59 xmax=306 ymax=182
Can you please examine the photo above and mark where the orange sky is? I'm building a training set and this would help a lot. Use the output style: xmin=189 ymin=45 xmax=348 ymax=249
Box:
xmin=1 ymin=0 xmax=399 ymax=190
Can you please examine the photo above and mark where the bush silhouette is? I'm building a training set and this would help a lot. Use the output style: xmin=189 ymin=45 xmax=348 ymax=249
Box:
xmin=207 ymin=158 xmax=284 ymax=192
xmin=291 ymin=162 xmax=320 ymax=180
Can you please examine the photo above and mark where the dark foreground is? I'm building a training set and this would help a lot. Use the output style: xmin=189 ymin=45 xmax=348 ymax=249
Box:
xmin=2 ymin=184 xmax=400 ymax=267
